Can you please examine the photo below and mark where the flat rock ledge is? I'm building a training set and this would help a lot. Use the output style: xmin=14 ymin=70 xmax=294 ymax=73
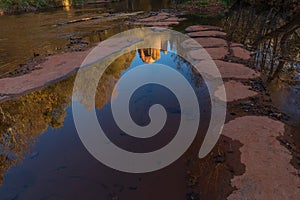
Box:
xmin=0 ymin=37 xmax=142 ymax=100
xmin=185 ymin=25 xmax=224 ymax=32
xmin=215 ymin=80 xmax=258 ymax=102
xmin=133 ymin=12 xmax=186 ymax=27
xmin=187 ymin=30 xmax=227 ymax=38
xmin=184 ymin=24 xmax=259 ymax=102
xmin=222 ymin=116 xmax=300 ymax=200
xmin=215 ymin=60 xmax=260 ymax=79
xmin=0 ymin=50 xmax=90 ymax=97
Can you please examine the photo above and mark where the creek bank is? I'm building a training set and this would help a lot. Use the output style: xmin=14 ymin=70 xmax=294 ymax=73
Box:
xmin=184 ymin=24 xmax=300 ymax=199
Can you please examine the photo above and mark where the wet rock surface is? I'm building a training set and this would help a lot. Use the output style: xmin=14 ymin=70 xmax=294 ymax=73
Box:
xmin=215 ymin=80 xmax=258 ymax=102
xmin=0 ymin=37 xmax=142 ymax=100
xmin=193 ymin=37 xmax=228 ymax=48
xmin=187 ymin=30 xmax=227 ymax=38
xmin=185 ymin=25 xmax=223 ymax=32
xmin=215 ymin=60 xmax=260 ymax=79
xmin=133 ymin=11 xmax=186 ymax=27
xmin=223 ymin=116 xmax=300 ymax=200
xmin=205 ymin=47 xmax=229 ymax=60
xmin=0 ymin=50 xmax=90 ymax=98
xmin=231 ymin=46 xmax=251 ymax=60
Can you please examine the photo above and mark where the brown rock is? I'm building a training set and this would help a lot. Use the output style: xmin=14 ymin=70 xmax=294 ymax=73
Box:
xmin=232 ymin=46 xmax=251 ymax=60
xmin=164 ymin=17 xmax=187 ymax=22
xmin=185 ymin=25 xmax=223 ymax=32
xmin=230 ymin=42 xmax=244 ymax=47
xmin=215 ymin=80 xmax=258 ymax=102
xmin=187 ymin=31 xmax=226 ymax=38
xmin=0 ymin=37 xmax=142 ymax=96
xmin=188 ymin=49 xmax=210 ymax=61
xmin=0 ymin=50 xmax=89 ymax=95
xmin=138 ymin=15 xmax=169 ymax=22
xmin=134 ymin=21 xmax=179 ymax=27
xmin=205 ymin=47 xmax=229 ymax=60
xmin=181 ymin=39 xmax=202 ymax=49
xmin=215 ymin=60 xmax=260 ymax=79
xmin=222 ymin=116 xmax=300 ymax=200
xmin=194 ymin=37 xmax=227 ymax=48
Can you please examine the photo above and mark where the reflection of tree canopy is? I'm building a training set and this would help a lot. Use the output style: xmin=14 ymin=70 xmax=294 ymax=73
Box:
xmin=0 ymin=38 xmax=210 ymax=186
xmin=95 ymin=51 xmax=137 ymax=109
xmin=0 ymin=75 xmax=75 ymax=185
xmin=71 ymin=51 xmax=137 ymax=110
xmin=0 ymin=50 xmax=138 ymax=185
xmin=224 ymin=1 xmax=299 ymax=80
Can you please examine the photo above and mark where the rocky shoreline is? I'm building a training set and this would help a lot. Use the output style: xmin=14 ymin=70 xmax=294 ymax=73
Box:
xmin=184 ymin=24 xmax=300 ymax=199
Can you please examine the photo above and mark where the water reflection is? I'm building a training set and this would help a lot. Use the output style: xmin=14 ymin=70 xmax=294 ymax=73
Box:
xmin=0 ymin=76 xmax=74 ymax=186
xmin=62 ymin=0 xmax=71 ymax=12
xmin=0 ymin=0 xmax=170 ymax=77
xmin=0 ymin=49 xmax=140 ymax=185
xmin=223 ymin=1 xmax=300 ymax=159
xmin=0 ymin=44 xmax=209 ymax=199
xmin=223 ymin=1 xmax=300 ymax=81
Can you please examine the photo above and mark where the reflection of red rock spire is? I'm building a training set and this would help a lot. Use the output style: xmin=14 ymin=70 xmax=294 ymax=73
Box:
xmin=161 ymin=40 xmax=168 ymax=54
xmin=138 ymin=48 xmax=162 ymax=64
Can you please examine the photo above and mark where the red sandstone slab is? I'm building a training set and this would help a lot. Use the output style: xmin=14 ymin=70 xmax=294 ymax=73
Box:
xmin=194 ymin=37 xmax=227 ymax=48
xmin=138 ymin=15 xmax=169 ymax=22
xmin=187 ymin=31 xmax=226 ymax=38
xmin=205 ymin=47 xmax=229 ymax=60
xmin=185 ymin=25 xmax=223 ymax=32
xmin=230 ymin=42 xmax=244 ymax=47
xmin=134 ymin=21 xmax=179 ymax=27
xmin=232 ymin=46 xmax=251 ymax=60
xmin=188 ymin=47 xmax=229 ymax=60
xmin=215 ymin=80 xmax=258 ymax=102
xmin=181 ymin=39 xmax=202 ymax=49
xmin=164 ymin=17 xmax=187 ymax=22
xmin=222 ymin=116 xmax=300 ymax=200
xmin=214 ymin=60 xmax=260 ymax=79
xmin=0 ymin=37 xmax=142 ymax=96
xmin=0 ymin=50 xmax=90 ymax=95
